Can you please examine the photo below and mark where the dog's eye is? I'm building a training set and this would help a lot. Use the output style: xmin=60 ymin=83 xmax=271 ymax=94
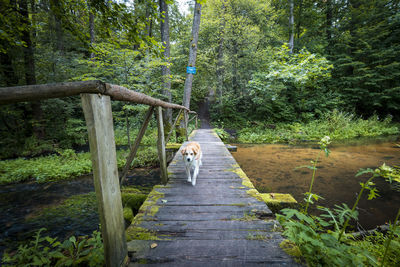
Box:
xmin=190 ymin=153 xmax=194 ymax=155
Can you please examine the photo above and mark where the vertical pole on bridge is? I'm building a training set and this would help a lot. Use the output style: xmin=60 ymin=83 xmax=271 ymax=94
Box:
xmin=81 ymin=94 xmax=128 ymax=267
xmin=156 ymin=106 xmax=168 ymax=184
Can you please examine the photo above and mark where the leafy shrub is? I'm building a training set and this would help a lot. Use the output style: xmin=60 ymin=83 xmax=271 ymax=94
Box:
xmin=351 ymin=231 xmax=400 ymax=267
xmin=213 ymin=128 xmax=230 ymax=142
xmin=0 ymin=146 xmax=158 ymax=185
xmin=2 ymin=228 xmax=104 ymax=267
xmin=237 ymin=111 xmax=398 ymax=144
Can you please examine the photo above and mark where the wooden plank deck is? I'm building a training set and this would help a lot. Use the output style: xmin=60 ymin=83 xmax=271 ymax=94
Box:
xmin=126 ymin=129 xmax=299 ymax=266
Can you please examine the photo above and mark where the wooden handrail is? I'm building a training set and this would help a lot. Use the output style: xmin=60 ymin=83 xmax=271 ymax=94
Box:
xmin=0 ymin=80 xmax=199 ymax=267
xmin=0 ymin=80 xmax=189 ymax=111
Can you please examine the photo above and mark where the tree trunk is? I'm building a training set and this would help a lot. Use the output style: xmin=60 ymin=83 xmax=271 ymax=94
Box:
xmin=326 ymin=0 xmax=333 ymax=54
xmin=296 ymin=0 xmax=303 ymax=40
xmin=89 ymin=5 xmax=95 ymax=60
xmin=216 ymin=0 xmax=226 ymax=105
xmin=146 ymin=4 xmax=153 ymax=38
xmin=288 ymin=0 xmax=294 ymax=54
xmin=159 ymin=0 xmax=172 ymax=128
xmin=231 ymin=39 xmax=239 ymax=95
xmin=50 ymin=0 xmax=64 ymax=53
xmin=20 ymin=0 xmax=44 ymax=139
xmin=182 ymin=1 xmax=202 ymax=110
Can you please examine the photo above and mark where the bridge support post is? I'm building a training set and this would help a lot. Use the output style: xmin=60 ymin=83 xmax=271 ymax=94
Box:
xmin=81 ymin=94 xmax=128 ymax=267
xmin=156 ymin=106 xmax=168 ymax=184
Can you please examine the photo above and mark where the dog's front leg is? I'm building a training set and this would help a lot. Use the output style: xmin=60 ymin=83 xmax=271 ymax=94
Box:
xmin=192 ymin=165 xmax=199 ymax=186
xmin=185 ymin=165 xmax=191 ymax=182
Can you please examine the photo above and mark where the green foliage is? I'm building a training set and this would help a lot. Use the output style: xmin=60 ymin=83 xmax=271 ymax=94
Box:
xmin=246 ymin=45 xmax=335 ymax=122
xmin=2 ymin=228 xmax=104 ymax=267
xmin=277 ymin=208 xmax=374 ymax=266
xmin=213 ymin=128 xmax=230 ymax=142
xmin=277 ymin=139 xmax=398 ymax=266
xmin=0 ymin=146 xmax=158 ymax=185
xmin=351 ymin=231 xmax=400 ymax=267
xmin=236 ymin=111 xmax=398 ymax=144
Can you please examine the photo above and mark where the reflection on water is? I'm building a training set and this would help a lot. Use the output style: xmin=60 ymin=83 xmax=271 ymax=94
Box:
xmin=232 ymin=138 xmax=400 ymax=230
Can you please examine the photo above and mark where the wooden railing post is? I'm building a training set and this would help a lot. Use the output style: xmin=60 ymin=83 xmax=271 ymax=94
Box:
xmin=81 ymin=94 xmax=128 ymax=267
xmin=165 ymin=109 xmax=182 ymax=144
xmin=120 ymin=106 xmax=154 ymax=185
xmin=184 ymin=110 xmax=189 ymax=141
xmin=156 ymin=106 xmax=168 ymax=184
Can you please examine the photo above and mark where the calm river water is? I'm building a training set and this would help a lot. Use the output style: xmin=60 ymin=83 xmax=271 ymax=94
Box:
xmin=232 ymin=137 xmax=400 ymax=230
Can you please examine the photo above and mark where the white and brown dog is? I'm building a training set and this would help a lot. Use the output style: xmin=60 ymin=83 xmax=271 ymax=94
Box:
xmin=181 ymin=142 xmax=202 ymax=186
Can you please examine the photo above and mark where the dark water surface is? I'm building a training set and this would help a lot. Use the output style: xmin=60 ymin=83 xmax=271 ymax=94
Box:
xmin=0 ymin=168 xmax=160 ymax=257
xmin=232 ymin=138 xmax=400 ymax=230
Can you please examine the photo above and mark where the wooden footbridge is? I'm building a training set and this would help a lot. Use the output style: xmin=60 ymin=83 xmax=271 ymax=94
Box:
xmin=126 ymin=129 xmax=298 ymax=266
xmin=0 ymin=81 xmax=298 ymax=266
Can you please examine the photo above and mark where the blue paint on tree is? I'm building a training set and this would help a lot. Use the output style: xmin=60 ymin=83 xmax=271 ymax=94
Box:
xmin=186 ymin=66 xmax=196 ymax=74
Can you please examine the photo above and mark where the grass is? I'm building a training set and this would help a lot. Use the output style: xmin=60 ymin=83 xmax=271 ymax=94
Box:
xmin=236 ymin=111 xmax=399 ymax=144
xmin=0 ymin=146 xmax=158 ymax=185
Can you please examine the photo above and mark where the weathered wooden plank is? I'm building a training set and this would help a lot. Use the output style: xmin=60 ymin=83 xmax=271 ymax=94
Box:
xmin=128 ymin=239 xmax=294 ymax=266
xmin=156 ymin=107 xmax=168 ymax=184
xmin=120 ymin=106 xmax=154 ymax=185
xmin=81 ymin=94 xmax=127 ymax=267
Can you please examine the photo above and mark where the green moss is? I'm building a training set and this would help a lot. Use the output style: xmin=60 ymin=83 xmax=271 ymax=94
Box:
xmin=125 ymin=185 xmax=168 ymax=241
xmin=232 ymin=213 xmax=258 ymax=221
xmin=226 ymin=164 xmax=255 ymax=189
xmin=28 ymin=192 xmax=98 ymax=222
xmin=247 ymin=233 xmax=271 ymax=241
xmin=280 ymin=239 xmax=303 ymax=263
xmin=247 ymin=190 xmax=297 ymax=213
xmin=123 ymin=207 xmax=134 ymax=222
xmin=126 ymin=226 xmax=161 ymax=241
xmin=188 ymin=129 xmax=197 ymax=139
xmin=121 ymin=191 xmax=147 ymax=215
xmin=166 ymin=143 xmax=182 ymax=150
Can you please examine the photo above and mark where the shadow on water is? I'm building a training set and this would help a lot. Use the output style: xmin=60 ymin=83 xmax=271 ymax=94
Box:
xmin=232 ymin=136 xmax=400 ymax=230
xmin=0 ymin=168 xmax=160 ymax=258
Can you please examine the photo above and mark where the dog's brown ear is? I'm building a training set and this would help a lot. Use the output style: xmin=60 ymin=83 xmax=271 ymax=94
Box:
xmin=193 ymin=146 xmax=200 ymax=159
xmin=181 ymin=147 xmax=186 ymax=155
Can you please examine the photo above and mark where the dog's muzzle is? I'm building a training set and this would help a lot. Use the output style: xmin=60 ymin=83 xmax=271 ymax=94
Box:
xmin=187 ymin=158 xmax=191 ymax=162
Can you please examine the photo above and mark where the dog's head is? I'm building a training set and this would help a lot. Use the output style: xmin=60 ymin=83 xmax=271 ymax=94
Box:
xmin=181 ymin=143 xmax=200 ymax=163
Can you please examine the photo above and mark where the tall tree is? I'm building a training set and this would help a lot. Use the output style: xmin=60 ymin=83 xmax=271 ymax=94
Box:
xmin=288 ymin=0 xmax=294 ymax=53
xmin=182 ymin=0 xmax=202 ymax=110
xmin=216 ymin=0 xmax=226 ymax=103
xmin=160 ymin=0 xmax=172 ymax=126
xmin=20 ymin=0 xmax=45 ymax=139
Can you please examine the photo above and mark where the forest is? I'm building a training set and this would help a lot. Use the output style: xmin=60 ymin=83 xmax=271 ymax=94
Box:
xmin=1 ymin=0 xmax=400 ymax=158
xmin=1 ymin=0 xmax=400 ymax=266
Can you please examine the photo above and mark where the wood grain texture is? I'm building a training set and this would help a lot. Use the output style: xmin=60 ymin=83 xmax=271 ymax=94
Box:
xmin=156 ymin=106 xmax=168 ymax=185
xmin=127 ymin=129 xmax=300 ymax=266
xmin=81 ymin=94 xmax=127 ymax=267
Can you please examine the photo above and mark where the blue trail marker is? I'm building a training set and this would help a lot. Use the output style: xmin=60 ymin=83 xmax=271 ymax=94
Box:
xmin=186 ymin=66 xmax=196 ymax=74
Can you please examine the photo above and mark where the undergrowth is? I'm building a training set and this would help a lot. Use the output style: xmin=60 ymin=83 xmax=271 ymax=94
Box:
xmin=2 ymin=228 xmax=104 ymax=267
xmin=276 ymin=136 xmax=400 ymax=266
xmin=236 ymin=111 xmax=398 ymax=144
xmin=0 ymin=146 xmax=158 ymax=185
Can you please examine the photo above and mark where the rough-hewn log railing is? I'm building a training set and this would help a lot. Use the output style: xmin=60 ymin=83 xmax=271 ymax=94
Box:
xmin=0 ymin=80 xmax=196 ymax=267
